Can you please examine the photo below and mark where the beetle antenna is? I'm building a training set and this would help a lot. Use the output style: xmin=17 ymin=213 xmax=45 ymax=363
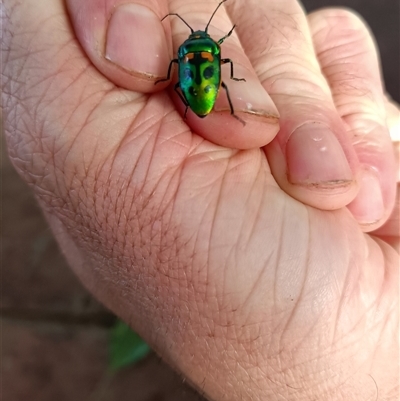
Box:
xmin=162 ymin=13 xmax=194 ymax=33
xmin=205 ymin=0 xmax=228 ymax=33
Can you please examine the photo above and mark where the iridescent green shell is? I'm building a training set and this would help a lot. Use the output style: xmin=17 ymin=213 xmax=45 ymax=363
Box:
xmin=177 ymin=31 xmax=221 ymax=117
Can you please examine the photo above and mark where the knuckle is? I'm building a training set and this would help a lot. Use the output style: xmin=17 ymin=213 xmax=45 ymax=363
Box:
xmin=311 ymin=8 xmax=371 ymax=43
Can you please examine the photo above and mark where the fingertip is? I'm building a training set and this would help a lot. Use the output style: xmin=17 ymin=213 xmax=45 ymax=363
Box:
xmin=168 ymin=75 xmax=280 ymax=149
xmin=173 ymin=105 xmax=279 ymax=150
xmin=347 ymin=134 xmax=397 ymax=232
xmin=105 ymin=4 xmax=171 ymax=79
xmin=66 ymin=0 xmax=172 ymax=93
xmin=347 ymin=169 xmax=387 ymax=231
xmin=265 ymin=136 xmax=359 ymax=210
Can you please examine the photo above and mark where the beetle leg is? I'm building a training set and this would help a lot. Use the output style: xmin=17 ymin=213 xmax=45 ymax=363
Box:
xmin=218 ymin=24 xmax=236 ymax=45
xmin=221 ymin=81 xmax=245 ymax=125
xmin=221 ymin=59 xmax=246 ymax=82
xmin=155 ymin=59 xmax=179 ymax=84
xmin=174 ymin=82 xmax=189 ymax=119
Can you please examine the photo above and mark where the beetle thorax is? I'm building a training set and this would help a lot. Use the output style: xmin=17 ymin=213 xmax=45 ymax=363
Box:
xmin=178 ymin=31 xmax=221 ymax=59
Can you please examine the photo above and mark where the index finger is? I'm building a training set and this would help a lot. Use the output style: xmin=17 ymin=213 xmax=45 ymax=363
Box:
xmin=67 ymin=0 xmax=281 ymax=149
xmin=228 ymin=0 xmax=360 ymax=209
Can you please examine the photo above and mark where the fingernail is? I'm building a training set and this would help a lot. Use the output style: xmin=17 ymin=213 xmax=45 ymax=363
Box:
xmin=286 ymin=123 xmax=353 ymax=185
xmin=349 ymin=170 xmax=385 ymax=224
xmin=105 ymin=4 xmax=170 ymax=77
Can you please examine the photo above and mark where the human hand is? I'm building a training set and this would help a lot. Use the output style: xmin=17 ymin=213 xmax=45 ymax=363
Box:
xmin=2 ymin=0 xmax=398 ymax=400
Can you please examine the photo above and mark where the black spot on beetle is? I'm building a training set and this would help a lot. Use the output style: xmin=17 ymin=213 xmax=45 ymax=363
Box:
xmin=203 ymin=66 xmax=214 ymax=79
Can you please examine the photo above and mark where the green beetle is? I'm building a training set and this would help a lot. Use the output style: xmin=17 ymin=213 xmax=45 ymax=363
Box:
xmin=156 ymin=0 xmax=245 ymax=122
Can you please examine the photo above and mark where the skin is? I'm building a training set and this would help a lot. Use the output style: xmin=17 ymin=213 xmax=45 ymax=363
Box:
xmin=1 ymin=0 xmax=399 ymax=399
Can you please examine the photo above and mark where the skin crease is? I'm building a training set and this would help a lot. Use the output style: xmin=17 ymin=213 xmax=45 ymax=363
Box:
xmin=1 ymin=0 xmax=399 ymax=400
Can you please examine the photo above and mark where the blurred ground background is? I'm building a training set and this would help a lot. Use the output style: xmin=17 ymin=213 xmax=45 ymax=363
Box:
xmin=2 ymin=1 xmax=399 ymax=400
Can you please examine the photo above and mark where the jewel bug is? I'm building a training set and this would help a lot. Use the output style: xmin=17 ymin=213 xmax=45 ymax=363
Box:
xmin=156 ymin=0 xmax=245 ymax=123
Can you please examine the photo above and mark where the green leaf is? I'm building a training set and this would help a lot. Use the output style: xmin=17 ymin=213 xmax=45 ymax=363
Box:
xmin=109 ymin=320 xmax=151 ymax=371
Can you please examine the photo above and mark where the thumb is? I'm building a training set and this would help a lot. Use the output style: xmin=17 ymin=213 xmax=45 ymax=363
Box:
xmin=66 ymin=0 xmax=172 ymax=92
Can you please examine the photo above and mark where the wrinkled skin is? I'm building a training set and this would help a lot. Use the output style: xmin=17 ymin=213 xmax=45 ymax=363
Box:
xmin=1 ymin=0 xmax=399 ymax=399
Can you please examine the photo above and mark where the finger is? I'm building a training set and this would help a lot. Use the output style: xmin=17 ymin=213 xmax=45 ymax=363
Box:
xmin=372 ymin=187 xmax=399 ymax=250
xmin=159 ymin=0 xmax=280 ymax=149
xmin=227 ymin=0 xmax=360 ymax=210
xmin=373 ymin=97 xmax=400 ymax=243
xmin=66 ymin=0 xmax=173 ymax=92
xmin=385 ymin=95 xmax=400 ymax=145
xmin=308 ymin=9 xmax=397 ymax=230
